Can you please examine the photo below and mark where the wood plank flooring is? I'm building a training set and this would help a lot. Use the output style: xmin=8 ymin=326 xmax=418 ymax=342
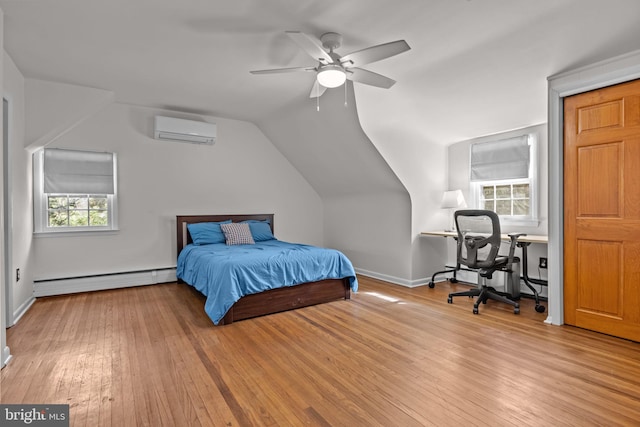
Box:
xmin=1 ymin=276 xmax=639 ymax=426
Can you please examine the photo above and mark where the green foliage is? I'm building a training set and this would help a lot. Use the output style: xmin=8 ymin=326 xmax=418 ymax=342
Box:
xmin=47 ymin=195 xmax=109 ymax=227
xmin=480 ymin=183 xmax=530 ymax=216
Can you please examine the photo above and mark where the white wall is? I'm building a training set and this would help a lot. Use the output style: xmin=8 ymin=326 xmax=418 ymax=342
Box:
xmin=32 ymin=99 xmax=324 ymax=282
xmin=257 ymin=82 xmax=454 ymax=286
xmin=4 ymin=52 xmax=34 ymax=324
xmin=446 ymin=123 xmax=549 ymax=295
xmin=324 ymin=191 xmax=412 ymax=282
xmin=355 ymin=86 xmax=450 ymax=286
xmin=25 ymin=79 xmax=113 ymax=147
xmin=257 ymin=83 xmax=415 ymax=283
xmin=0 ymin=7 xmax=8 ymax=368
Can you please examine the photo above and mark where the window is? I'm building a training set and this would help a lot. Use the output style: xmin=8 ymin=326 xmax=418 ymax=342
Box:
xmin=34 ymin=148 xmax=118 ymax=233
xmin=46 ymin=195 xmax=109 ymax=227
xmin=470 ymin=134 xmax=537 ymax=225
xmin=479 ymin=181 xmax=530 ymax=215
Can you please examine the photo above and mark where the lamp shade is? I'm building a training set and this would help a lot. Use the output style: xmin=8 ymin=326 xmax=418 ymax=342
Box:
xmin=317 ymin=65 xmax=347 ymax=88
xmin=441 ymin=190 xmax=467 ymax=209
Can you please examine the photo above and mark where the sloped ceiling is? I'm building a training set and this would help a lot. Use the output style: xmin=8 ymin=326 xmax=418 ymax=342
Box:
xmin=3 ymin=0 xmax=640 ymax=194
xmin=258 ymin=81 xmax=406 ymax=198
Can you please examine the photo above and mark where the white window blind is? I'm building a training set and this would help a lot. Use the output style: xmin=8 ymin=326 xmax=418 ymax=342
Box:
xmin=470 ymin=135 xmax=530 ymax=182
xmin=44 ymin=148 xmax=115 ymax=194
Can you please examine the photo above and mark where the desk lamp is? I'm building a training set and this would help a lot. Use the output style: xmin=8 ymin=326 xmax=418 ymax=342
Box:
xmin=441 ymin=190 xmax=467 ymax=231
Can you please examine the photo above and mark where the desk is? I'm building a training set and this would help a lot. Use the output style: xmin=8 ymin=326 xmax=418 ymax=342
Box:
xmin=421 ymin=230 xmax=548 ymax=313
xmin=420 ymin=230 xmax=548 ymax=244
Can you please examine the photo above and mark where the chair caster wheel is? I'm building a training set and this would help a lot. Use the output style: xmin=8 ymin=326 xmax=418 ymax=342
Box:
xmin=450 ymin=278 xmax=458 ymax=283
xmin=428 ymin=281 xmax=435 ymax=288
xmin=535 ymin=305 xmax=546 ymax=313
xmin=473 ymin=307 xmax=479 ymax=314
xmin=514 ymin=308 xmax=520 ymax=314
xmin=447 ymin=296 xmax=453 ymax=304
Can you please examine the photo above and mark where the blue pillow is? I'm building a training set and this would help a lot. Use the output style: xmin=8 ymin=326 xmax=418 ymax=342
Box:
xmin=241 ymin=220 xmax=275 ymax=241
xmin=187 ymin=220 xmax=232 ymax=245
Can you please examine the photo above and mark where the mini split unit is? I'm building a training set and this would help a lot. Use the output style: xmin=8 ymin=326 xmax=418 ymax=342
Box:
xmin=153 ymin=116 xmax=217 ymax=145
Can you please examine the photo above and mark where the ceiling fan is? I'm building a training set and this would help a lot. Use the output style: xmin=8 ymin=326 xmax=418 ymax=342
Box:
xmin=250 ymin=31 xmax=411 ymax=98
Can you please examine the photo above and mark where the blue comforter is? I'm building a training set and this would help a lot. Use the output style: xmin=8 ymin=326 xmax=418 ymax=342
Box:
xmin=177 ymin=240 xmax=358 ymax=324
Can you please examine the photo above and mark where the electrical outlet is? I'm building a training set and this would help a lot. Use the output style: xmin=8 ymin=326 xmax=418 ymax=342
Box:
xmin=16 ymin=268 xmax=20 ymax=282
xmin=539 ymin=257 xmax=548 ymax=269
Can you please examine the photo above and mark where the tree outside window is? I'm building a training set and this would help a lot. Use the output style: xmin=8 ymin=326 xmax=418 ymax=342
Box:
xmin=47 ymin=195 xmax=109 ymax=227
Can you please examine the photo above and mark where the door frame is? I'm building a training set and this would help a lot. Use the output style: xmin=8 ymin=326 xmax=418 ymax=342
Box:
xmin=3 ymin=97 xmax=12 ymax=327
xmin=547 ymin=49 xmax=640 ymax=325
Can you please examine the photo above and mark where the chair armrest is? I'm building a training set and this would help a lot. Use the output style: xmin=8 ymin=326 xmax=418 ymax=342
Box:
xmin=505 ymin=233 xmax=527 ymax=269
xmin=508 ymin=232 xmax=527 ymax=239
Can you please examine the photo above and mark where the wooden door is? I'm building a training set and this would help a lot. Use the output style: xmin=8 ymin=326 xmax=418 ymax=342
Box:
xmin=564 ymin=79 xmax=640 ymax=342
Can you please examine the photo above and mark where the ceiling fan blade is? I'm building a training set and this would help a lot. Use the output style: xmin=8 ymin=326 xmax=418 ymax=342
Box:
xmin=347 ymin=68 xmax=396 ymax=89
xmin=286 ymin=31 xmax=334 ymax=64
xmin=340 ymin=40 xmax=410 ymax=68
xmin=250 ymin=66 xmax=316 ymax=75
xmin=309 ymin=80 xmax=328 ymax=98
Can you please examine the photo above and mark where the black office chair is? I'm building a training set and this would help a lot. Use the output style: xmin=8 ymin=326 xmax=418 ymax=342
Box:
xmin=447 ymin=210 xmax=523 ymax=314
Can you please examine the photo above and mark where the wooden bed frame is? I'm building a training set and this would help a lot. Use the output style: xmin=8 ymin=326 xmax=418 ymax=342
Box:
xmin=176 ymin=214 xmax=351 ymax=325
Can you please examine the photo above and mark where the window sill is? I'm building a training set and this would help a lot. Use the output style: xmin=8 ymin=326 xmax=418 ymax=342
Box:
xmin=34 ymin=229 xmax=119 ymax=238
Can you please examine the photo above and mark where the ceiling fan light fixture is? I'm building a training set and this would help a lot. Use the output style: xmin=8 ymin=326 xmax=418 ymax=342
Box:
xmin=317 ymin=65 xmax=346 ymax=88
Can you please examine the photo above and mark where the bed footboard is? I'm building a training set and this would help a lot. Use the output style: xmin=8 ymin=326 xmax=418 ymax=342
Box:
xmin=221 ymin=278 xmax=350 ymax=324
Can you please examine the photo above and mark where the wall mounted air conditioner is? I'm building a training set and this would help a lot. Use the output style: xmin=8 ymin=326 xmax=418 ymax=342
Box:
xmin=153 ymin=116 xmax=217 ymax=145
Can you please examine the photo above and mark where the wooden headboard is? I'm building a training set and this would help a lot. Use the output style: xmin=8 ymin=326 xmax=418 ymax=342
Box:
xmin=176 ymin=214 xmax=274 ymax=256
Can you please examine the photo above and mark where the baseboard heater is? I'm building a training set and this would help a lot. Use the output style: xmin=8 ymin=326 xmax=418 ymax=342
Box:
xmin=33 ymin=268 xmax=177 ymax=297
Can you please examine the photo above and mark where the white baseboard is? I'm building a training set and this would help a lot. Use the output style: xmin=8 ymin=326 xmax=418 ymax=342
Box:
xmin=354 ymin=267 xmax=545 ymax=299
xmin=34 ymin=268 xmax=177 ymax=297
xmin=355 ymin=268 xmax=427 ymax=288
xmin=355 ymin=267 xmax=476 ymax=288
xmin=11 ymin=296 xmax=36 ymax=326
xmin=2 ymin=346 xmax=11 ymax=368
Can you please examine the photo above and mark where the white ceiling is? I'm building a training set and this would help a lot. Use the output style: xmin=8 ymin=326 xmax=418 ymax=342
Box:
xmin=2 ymin=0 xmax=640 ymax=146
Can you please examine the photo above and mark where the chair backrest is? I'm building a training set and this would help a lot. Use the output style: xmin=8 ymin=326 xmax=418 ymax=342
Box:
xmin=454 ymin=210 xmax=502 ymax=270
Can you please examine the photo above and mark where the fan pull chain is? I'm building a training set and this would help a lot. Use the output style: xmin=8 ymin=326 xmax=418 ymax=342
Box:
xmin=317 ymin=83 xmax=320 ymax=111
xmin=344 ymin=82 xmax=347 ymax=107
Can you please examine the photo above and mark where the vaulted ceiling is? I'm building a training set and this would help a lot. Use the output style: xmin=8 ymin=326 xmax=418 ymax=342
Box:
xmin=4 ymin=0 xmax=640 ymax=149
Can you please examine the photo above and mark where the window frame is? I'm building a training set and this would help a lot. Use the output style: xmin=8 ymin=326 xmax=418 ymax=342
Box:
xmin=33 ymin=149 xmax=119 ymax=234
xmin=470 ymin=134 xmax=539 ymax=227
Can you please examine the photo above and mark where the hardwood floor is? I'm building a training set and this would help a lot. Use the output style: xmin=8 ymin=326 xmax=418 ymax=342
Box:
xmin=2 ymin=276 xmax=639 ymax=426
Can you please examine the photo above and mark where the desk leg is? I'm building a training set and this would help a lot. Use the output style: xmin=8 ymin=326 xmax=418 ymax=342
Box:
xmin=428 ymin=263 xmax=460 ymax=288
xmin=518 ymin=242 xmax=546 ymax=313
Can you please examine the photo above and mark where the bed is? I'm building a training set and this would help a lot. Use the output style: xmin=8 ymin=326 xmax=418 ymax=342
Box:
xmin=176 ymin=214 xmax=358 ymax=325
